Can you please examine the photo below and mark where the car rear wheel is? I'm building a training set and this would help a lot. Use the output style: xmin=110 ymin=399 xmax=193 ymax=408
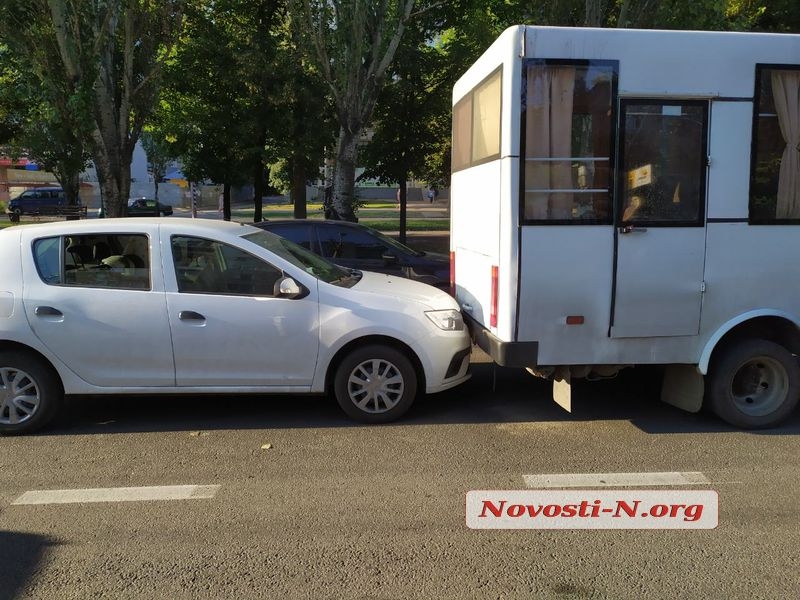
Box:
xmin=706 ymin=339 xmax=800 ymax=429
xmin=333 ymin=345 xmax=417 ymax=423
xmin=0 ymin=352 xmax=62 ymax=435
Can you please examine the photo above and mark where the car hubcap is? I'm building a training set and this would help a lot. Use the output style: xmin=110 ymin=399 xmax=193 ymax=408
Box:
xmin=347 ymin=358 xmax=404 ymax=414
xmin=0 ymin=367 xmax=40 ymax=425
xmin=730 ymin=356 xmax=788 ymax=417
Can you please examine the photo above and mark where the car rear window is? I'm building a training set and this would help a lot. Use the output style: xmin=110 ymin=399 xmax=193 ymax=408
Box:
xmin=261 ymin=223 xmax=316 ymax=252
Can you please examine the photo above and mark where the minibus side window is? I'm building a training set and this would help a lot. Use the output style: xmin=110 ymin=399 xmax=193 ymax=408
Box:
xmin=522 ymin=60 xmax=617 ymax=225
xmin=452 ymin=67 xmax=502 ymax=172
xmin=618 ymin=101 xmax=708 ymax=226
xmin=750 ymin=65 xmax=800 ymax=223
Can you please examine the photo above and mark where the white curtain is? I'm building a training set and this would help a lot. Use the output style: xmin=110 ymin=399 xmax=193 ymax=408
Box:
xmin=525 ymin=66 xmax=575 ymax=219
xmin=772 ymin=70 xmax=800 ymax=219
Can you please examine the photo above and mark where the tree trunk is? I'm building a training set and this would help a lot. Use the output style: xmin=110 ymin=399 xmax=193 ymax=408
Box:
xmin=585 ymin=0 xmax=608 ymax=26
xmin=291 ymin=156 xmax=308 ymax=219
xmin=252 ymin=125 xmax=267 ymax=223
xmin=224 ymin=181 xmax=232 ymax=221
xmin=54 ymin=170 xmax=82 ymax=220
xmin=252 ymin=160 xmax=265 ymax=223
xmin=93 ymin=144 xmax=132 ymax=218
xmin=332 ymin=126 xmax=358 ymax=222
xmin=398 ymin=178 xmax=408 ymax=245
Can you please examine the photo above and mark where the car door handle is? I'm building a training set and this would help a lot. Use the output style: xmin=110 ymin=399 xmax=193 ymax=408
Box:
xmin=179 ymin=310 xmax=205 ymax=321
xmin=35 ymin=306 xmax=63 ymax=317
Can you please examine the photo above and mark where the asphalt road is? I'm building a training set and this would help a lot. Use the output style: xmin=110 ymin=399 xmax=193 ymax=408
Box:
xmin=1 ymin=354 xmax=799 ymax=600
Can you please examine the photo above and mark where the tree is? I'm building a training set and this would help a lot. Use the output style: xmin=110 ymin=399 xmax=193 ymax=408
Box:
xmin=299 ymin=0 xmax=416 ymax=221
xmin=157 ymin=0 xmax=303 ymax=222
xmin=733 ymin=0 xmax=800 ymax=32
xmin=140 ymin=130 xmax=172 ymax=201
xmin=360 ymin=18 xmax=449 ymax=242
xmin=7 ymin=0 xmax=185 ymax=217
xmin=272 ymin=9 xmax=336 ymax=220
xmin=0 ymin=13 xmax=92 ymax=209
xmin=0 ymin=45 xmax=26 ymax=145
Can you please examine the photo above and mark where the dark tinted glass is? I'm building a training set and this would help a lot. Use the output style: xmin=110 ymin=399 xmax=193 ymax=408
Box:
xmin=316 ymin=226 xmax=386 ymax=260
xmin=264 ymin=223 xmax=315 ymax=251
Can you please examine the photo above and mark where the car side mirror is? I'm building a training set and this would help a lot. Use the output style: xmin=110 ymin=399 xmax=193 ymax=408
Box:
xmin=274 ymin=276 xmax=308 ymax=299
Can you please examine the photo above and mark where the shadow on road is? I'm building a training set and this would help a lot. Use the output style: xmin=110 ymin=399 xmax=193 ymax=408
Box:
xmin=40 ymin=361 xmax=800 ymax=437
xmin=0 ymin=530 xmax=57 ymax=599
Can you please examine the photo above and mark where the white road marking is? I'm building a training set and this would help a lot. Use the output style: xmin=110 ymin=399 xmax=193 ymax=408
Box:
xmin=11 ymin=484 xmax=221 ymax=505
xmin=523 ymin=472 xmax=711 ymax=488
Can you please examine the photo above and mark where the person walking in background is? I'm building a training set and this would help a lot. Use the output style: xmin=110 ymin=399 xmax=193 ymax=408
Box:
xmin=427 ymin=188 xmax=435 ymax=203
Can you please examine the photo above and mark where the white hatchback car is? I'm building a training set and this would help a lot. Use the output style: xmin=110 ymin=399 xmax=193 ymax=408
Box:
xmin=0 ymin=219 xmax=471 ymax=434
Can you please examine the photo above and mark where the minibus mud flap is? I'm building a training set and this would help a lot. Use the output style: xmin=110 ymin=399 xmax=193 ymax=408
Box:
xmin=661 ymin=365 xmax=704 ymax=413
xmin=525 ymin=366 xmax=574 ymax=412
xmin=552 ymin=376 xmax=573 ymax=413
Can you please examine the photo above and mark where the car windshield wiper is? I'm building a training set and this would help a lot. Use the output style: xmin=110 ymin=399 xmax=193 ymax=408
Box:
xmin=329 ymin=269 xmax=362 ymax=285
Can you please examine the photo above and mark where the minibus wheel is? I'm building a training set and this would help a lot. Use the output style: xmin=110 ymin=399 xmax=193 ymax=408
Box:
xmin=707 ymin=339 xmax=800 ymax=429
xmin=333 ymin=345 xmax=417 ymax=423
xmin=0 ymin=351 xmax=62 ymax=435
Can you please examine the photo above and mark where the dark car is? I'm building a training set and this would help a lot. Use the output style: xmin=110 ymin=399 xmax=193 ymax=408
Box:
xmin=126 ymin=197 xmax=174 ymax=216
xmin=254 ymin=219 xmax=450 ymax=289
xmin=7 ymin=187 xmax=70 ymax=221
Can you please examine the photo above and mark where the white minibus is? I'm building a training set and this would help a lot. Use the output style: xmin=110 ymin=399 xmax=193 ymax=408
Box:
xmin=450 ymin=25 xmax=800 ymax=428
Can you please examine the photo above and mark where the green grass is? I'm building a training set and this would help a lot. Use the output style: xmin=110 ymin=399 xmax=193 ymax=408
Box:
xmin=360 ymin=219 xmax=448 ymax=232
xmin=230 ymin=202 xmax=450 ymax=231
xmin=0 ymin=200 xmax=450 ymax=232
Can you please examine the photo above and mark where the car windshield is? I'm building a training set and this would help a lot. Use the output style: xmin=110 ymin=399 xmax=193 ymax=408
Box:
xmin=241 ymin=229 xmax=361 ymax=286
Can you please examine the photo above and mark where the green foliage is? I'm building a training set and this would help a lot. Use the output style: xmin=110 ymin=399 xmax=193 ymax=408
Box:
xmin=2 ymin=0 xmax=797 ymax=221
xmin=155 ymin=0 xmax=332 ymax=221
xmin=0 ymin=5 xmax=93 ymax=204
xmin=734 ymin=0 xmax=800 ymax=32
xmin=296 ymin=0 xmax=417 ymax=220
xmin=0 ymin=0 xmax=184 ymax=214
xmin=360 ymin=23 xmax=446 ymax=187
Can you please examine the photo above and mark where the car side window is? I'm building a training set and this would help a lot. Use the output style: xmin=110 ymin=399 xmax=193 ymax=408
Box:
xmin=171 ymin=235 xmax=282 ymax=296
xmin=317 ymin=226 xmax=387 ymax=260
xmin=33 ymin=236 xmax=61 ymax=284
xmin=33 ymin=233 xmax=151 ymax=290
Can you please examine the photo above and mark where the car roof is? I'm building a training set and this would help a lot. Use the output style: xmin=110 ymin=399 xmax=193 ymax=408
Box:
xmin=5 ymin=217 xmax=257 ymax=237
xmin=258 ymin=219 xmax=371 ymax=229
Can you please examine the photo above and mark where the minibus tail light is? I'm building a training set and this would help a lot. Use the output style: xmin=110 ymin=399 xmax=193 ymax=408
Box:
xmin=490 ymin=265 xmax=498 ymax=328
xmin=449 ymin=251 xmax=455 ymax=297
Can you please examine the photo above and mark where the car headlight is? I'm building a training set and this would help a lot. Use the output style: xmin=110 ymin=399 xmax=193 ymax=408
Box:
xmin=425 ymin=309 xmax=465 ymax=331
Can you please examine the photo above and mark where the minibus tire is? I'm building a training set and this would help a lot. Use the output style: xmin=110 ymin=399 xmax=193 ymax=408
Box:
xmin=707 ymin=339 xmax=800 ymax=429
xmin=0 ymin=351 xmax=62 ymax=435
xmin=333 ymin=345 xmax=417 ymax=423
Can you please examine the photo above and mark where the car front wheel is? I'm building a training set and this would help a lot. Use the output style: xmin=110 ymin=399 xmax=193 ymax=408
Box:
xmin=0 ymin=352 xmax=62 ymax=435
xmin=333 ymin=345 xmax=418 ymax=423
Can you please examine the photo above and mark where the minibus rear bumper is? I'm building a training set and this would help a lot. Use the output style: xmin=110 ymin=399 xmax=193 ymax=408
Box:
xmin=463 ymin=313 xmax=539 ymax=367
